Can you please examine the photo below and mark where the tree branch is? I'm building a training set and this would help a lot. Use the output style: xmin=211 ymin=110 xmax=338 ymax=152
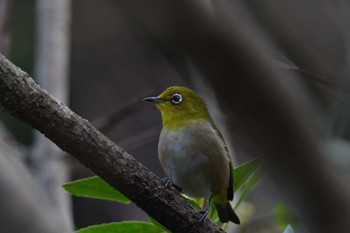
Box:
xmin=0 ymin=54 xmax=224 ymax=233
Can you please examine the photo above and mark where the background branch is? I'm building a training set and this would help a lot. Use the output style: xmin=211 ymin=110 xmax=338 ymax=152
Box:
xmin=92 ymin=89 xmax=155 ymax=133
xmin=29 ymin=0 xmax=73 ymax=230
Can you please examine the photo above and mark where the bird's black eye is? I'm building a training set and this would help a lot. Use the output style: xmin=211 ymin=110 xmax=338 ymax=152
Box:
xmin=171 ymin=93 xmax=183 ymax=104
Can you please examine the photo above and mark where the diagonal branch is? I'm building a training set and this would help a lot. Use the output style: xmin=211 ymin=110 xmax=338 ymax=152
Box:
xmin=0 ymin=53 xmax=224 ymax=233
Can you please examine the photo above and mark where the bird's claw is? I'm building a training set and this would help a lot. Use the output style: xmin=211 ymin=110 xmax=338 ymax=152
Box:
xmin=198 ymin=195 xmax=212 ymax=223
xmin=163 ymin=178 xmax=172 ymax=189
xmin=161 ymin=178 xmax=182 ymax=192
xmin=198 ymin=210 xmax=209 ymax=223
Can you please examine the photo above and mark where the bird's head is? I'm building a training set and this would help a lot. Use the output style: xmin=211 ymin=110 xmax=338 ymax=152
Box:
xmin=143 ymin=86 xmax=212 ymax=129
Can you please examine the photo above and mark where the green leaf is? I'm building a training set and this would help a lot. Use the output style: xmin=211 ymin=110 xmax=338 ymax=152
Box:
xmin=234 ymin=156 xmax=264 ymax=191
xmin=147 ymin=216 xmax=170 ymax=232
xmin=282 ymin=224 xmax=295 ymax=233
xmin=63 ymin=176 xmax=130 ymax=204
xmin=234 ymin=160 xmax=267 ymax=209
xmin=76 ymin=221 xmax=164 ymax=233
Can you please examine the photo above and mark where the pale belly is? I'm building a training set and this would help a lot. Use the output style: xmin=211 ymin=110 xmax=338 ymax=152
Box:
xmin=160 ymin=147 xmax=212 ymax=198
xmin=158 ymin=123 xmax=230 ymax=199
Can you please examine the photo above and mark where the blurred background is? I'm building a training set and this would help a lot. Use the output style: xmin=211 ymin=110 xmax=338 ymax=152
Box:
xmin=0 ymin=0 xmax=349 ymax=233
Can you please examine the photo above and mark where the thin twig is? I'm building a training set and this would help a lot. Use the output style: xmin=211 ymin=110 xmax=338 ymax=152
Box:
xmin=92 ymin=89 xmax=155 ymax=133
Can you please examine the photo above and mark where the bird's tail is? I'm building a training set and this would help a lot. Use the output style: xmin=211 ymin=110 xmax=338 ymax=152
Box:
xmin=214 ymin=202 xmax=240 ymax=224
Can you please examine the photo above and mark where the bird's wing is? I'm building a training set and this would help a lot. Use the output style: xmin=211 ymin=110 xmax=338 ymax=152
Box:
xmin=228 ymin=160 xmax=234 ymax=200
xmin=209 ymin=121 xmax=230 ymax=154
xmin=210 ymin=121 xmax=234 ymax=200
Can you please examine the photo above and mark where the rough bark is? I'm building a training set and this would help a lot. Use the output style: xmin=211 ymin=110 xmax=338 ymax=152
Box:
xmin=0 ymin=53 xmax=224 ymax=233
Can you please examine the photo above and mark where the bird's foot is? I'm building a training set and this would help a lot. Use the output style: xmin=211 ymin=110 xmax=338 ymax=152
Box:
xmin=163 ymin=178 xmax=172 ymax=189
xmin=161 ymin=178 xmax=182 ymax=192
xmin=198 ymin=209 xmax=209 ymax=223
xmin=198 ymin=195 xmax=212 ymax=223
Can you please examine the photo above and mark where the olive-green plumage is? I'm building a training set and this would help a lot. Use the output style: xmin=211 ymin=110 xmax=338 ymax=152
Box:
xmin=143 ymin=86 xmax=240 ymax=224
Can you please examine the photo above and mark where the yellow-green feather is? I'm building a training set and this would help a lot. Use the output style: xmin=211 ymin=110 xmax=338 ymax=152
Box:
xmin=156 ymin=86 xmax=212 ymax=130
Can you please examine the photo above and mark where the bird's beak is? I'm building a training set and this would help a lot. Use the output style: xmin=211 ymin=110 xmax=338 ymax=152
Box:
xmin=142 ymin=96 xmax=165 ymax=104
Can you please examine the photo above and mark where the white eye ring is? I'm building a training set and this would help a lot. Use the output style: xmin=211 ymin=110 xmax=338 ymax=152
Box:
xmin=171 ymin=93 xmax=183 ymax=104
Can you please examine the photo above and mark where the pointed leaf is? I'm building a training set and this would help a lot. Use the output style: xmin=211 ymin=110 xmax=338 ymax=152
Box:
xmin=234 ymin=156 xmax=264 ymax=191
xmin=76 ymin=221 xmax=164 ymax=233
xmin=234 ymin=161 xmax=267 ymax=209
xmin=63 ymin=176 xmax=130 ymax=204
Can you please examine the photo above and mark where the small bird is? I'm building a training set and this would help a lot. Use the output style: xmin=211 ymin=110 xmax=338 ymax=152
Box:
xmin=143 ymin=86 xmax=240 ymax=224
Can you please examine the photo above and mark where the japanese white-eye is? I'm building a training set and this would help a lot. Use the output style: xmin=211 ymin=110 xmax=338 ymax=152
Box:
xmin=143 ymin=86 xmax=240 ymax=224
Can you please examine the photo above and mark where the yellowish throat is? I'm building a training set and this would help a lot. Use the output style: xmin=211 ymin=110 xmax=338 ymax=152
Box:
xmin=143 ymin=86 xmax=240 ymax=224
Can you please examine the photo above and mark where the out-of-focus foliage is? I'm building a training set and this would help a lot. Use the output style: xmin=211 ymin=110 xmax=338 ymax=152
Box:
xmin=274 ymin=203 xmax=296 ymax=231
xmin=0 ymin=0 xmax=36 ymax=145
xmin=282 ymin=224 xmax=295 ymax=233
